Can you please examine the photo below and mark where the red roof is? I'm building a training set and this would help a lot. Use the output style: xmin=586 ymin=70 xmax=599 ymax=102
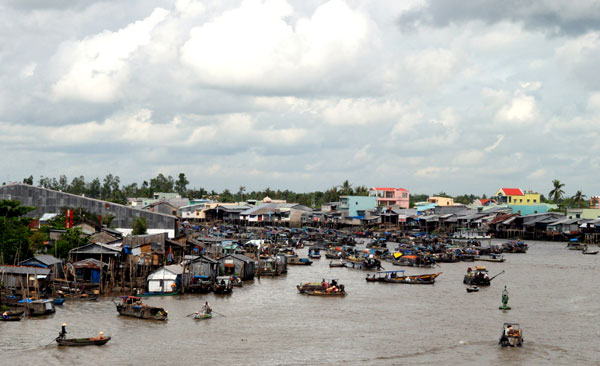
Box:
xmin=478 ymin=199 xmax=492 ymax=205
xmin=501 ymin=188 xmax=523 ymax=196
xmin=371 ymin=187 xmax=408 ymax=191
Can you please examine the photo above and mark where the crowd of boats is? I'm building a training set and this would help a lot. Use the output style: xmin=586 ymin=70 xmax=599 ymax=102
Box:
xmin=4 ymin=225 xmax=593 ymax=348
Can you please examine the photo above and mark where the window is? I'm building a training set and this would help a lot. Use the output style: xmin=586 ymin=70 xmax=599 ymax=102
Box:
xmin=509 ymin=197 xmax=511 ymax=203
xmin=402 ymin=193 xmax=407 ymax=198
xmin=533 ymin=199 xmax=537 ymax=203
xmin=527 ymin=199 xmax=530 ymax=203
xmin=576 ymin=214 xmax=580 ymax=218
xmin=519 ymin=199 xmax=523 ymax=203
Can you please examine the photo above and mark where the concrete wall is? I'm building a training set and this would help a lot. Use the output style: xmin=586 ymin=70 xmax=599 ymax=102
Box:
xmin=0 ymin=183 xmax=178 ymax=234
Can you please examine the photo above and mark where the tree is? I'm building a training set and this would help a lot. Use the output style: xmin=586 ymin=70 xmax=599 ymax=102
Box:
xmin=0 ymin=200 xmax=34 ymax=264
xmin=548 ymin=179 xmax=565 ymax=203
xmin=23 ymin=175 xmax=33 ymax=185
xmin=150 ymin=173 xmax=174 ymax=194
xmin=339 ymin=180 xmax=353 ymax=196
xmin=354 ymin=185 xmax=369 ymax=196
xmin=54 ymin=228 xmax=89 ymax=259
xmin=88 ymin=178 xmax=101 ymax=198
xmin=238 ymin=186 xmax=246 ymax=201
xmin=571 ymin=190 xmax=587 ymax=208
xmin=132 ymin=217 xmax=148 ymax=235
xmin=28 ymin=231 xmax=48 ymax=253
xmin=175 ymin=173 xmax=189 ymax=197
xmin=69 ymin=176 xmax=87 ymax=195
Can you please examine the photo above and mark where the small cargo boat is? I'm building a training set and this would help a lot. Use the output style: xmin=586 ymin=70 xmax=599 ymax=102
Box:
xmin=115 ymin=296 xmax=168 ymax=321
xmin=1 ymin=310 xmax=24 ymax=321
xmin=499 ymin=323 xmax=524 ymax=347
xmin=297 ymin=280 xmax=346 ymax=296
xmin=214 ymin=276 xmax=234 ymax=294
xmin=366 ymin=270 xmax=442 ymax=284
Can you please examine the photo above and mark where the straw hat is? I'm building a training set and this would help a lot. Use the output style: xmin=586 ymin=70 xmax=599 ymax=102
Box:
xmin=62 ymin=323 xmax=67 ymax=326
xmin=99 ymin=331 xmax=104 ymax=335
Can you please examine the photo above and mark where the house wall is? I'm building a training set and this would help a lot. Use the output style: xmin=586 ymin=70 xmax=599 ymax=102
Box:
xmin=567 ymin=208 xmax=600 ymax=219
xmin=340 ymin=196 xmax=377 ymax=217
xmin=509 ymin=205 xmax=548 ymax=215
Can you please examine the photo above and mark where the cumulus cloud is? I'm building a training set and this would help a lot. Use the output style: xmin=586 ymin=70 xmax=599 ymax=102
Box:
xmin=51 ymin=8 xmax=169 ymax=103
xmin=180 ymin=0 xmax=369 ymax=92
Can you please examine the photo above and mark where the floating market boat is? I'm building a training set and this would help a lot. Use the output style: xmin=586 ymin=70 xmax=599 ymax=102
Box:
xmin=503 ymin=239 xmax=528 ymax=253
xmin=1 ymin=310 xmax=24 ymax=321
xmin=297 ymin=280 xmax=346 ymax=296
xmin=287 ymin=256 xmax=313 ymax=265
xmin=329 ymin=261 xmax=346 ymax=268
xmin=56 ymin=336 xmax=111 ymax=346
xmin=115 ymin=296 xmax=168 ymax=321
xmin=214 ymin=276 xmax=233 ymax=294
xmin=138 ymin=290 xmax=180 ymax=297
xmin=366 ymin=270 xmax=442 ymax=284
xmin=466 ymin=286 xmax=479 ymax=293
xmin=308 ymin=248 xmax=321 ymax=259
xmin=463 ymin=266 xmax=504 ymax=286
xmin=18 ymin=298 xmax=55 ymax=316
xmin=475 ymin=254 xmax=505 ymax=263
xmin=499 ymin=323 xmax=524 ymax=347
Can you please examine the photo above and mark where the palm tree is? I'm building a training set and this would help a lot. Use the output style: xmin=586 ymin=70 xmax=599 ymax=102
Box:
xmin=548 ymin=180 xmax=565 ymax=203
xmin=238 ymin=186 xmax=246 ymax=202
xmin=339 ymin=180 xmax=353 ymax=196
xmin=571 ymin=190 xmax=587 ymax=208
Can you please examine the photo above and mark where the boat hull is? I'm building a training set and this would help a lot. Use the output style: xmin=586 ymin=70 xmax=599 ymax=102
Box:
xmin=56 ymin=336 xmax=111 ymax=346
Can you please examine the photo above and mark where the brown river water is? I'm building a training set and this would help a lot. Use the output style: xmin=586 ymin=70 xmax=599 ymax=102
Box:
xmin=1 ymin=240 xmax=599 ymax=365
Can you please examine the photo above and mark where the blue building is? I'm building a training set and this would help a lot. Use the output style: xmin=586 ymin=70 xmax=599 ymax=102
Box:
xmin=339 ymin=196 xmax=377 ymax=218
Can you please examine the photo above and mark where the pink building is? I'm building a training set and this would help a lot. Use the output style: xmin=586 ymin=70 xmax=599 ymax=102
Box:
xmin=369 ymin=187 xmax=410 ymax=208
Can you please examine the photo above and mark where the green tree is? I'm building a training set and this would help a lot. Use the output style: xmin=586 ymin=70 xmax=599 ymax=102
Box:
xmin=54 ymin=228 xmax=90 ymax=259
xmin=88 ymin=178 xmax=101 ymax=198
xmin=549 ymin=179 xmax=565 ymax=203
xmin=69 ymin=176 xmax=87 ymax=195
xmin=571 ymin=190 xmax=587 ymax=208
xmin=354 ymin=185 xmax=369 ymax=196
xmin=28 ymin=231 xmax=48 ymax=253
xmin=238 ymin=186 xmax=246 ymax=201
xmin=175 ymin=173 xmax=189 ymax=197
xmin=23 ymin=175 xmax=34 ymax=185
xmin=132 ymin=217 xmax=148 ymax=235
xmin=339 ymin=180 xmax=353 ymax=196
xmin=0 ymin=200 xmax=34 ymax=264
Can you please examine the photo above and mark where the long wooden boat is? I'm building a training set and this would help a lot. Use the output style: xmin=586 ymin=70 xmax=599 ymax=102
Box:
xmin=475 ymin=254 xmax=505 ymax=263
xmin=583 ymin=250 xmax=599 ymax=255
xmin=56 ymin=336 xmax=111 ymax=346
xmin=115 ymin=296 xmax=168 ymax=321
xmin=1 ymin=310 xmax=24 ymax=321
xmin=366 ymin=271 xmax=442 ymax=284
xmin=138 ymin=290 xmax=180 ymax=297
xmin=297 ymin=281 xmax=345 ymax=296
xmin=287 ymin=256 xmax=313 ymax=265
xmin=329 ymin=261 xmax=346 ymax=268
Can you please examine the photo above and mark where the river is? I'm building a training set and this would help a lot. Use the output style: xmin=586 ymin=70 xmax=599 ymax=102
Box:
xmin=1 ymin=240 xmax=599 ymax=365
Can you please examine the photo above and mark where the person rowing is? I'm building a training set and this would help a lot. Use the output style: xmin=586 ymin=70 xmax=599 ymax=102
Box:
xmin=201 ymin=301 xmax=212 ymax=315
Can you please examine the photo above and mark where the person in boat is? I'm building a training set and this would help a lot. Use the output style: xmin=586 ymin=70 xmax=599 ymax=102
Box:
xmin=90 ymin=331 xmax=105 ymax=341
xmin=202 ymin=301 xmax=212 ymax=314
xmin=59 ymin=323 xmax=67 ymax=339
xmin=331 ymin=279 xmax=338 ymax=287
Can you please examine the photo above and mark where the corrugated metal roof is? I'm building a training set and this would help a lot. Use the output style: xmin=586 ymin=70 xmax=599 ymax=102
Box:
xmin=20 ymin=254 xmax=62 ymax=266
xmin=0 ymin=265 xmax=51 ymax=275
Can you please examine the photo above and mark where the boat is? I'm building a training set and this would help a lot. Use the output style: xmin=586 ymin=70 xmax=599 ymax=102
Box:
xmin=193 ymin=312 xmax=212 ymax=320
xmin=287 ymin=256 xmax=313 ymax=265
xmin=297 ymin=280 xmax=346 ymax=296
xmin=115 ymin=296 xmax=168 ymax=321
xmin=475 ymin=254 xmax=505 ymax=263
xmin=18 ymin=298 xmax=55 ymax=316
xmin=499 ymin=323 xmax=524 ymax=347
xmin=53 ymin=298 xmax=65 ymax=305
xmin=366 ymin=271 xmax=442 ymax=284
xmin=231 ymin=277 xmax=243 ymax=287
xmin=58 ymin=292 xmax=99 ymax=301
xmin=329 ymin=261 xmax=346 ymax=268
xmin=503 ymin=239 xmax=528 ymax=253
xmin=1 ymin=310 xmax=24 ymax=321
xmin=463 ymin=266 xmax=504 ymax=286
xmin=583 ymin=250 xmax=599 ymax=255
xmin=466 ymin=286 xmax=479 ymax=293
xmin=214 ymin=276 xmax=233 ymax=294
xmin=138 ymin=290 xmax=180 ymax=297
xmin=56 ymin=336 xmax=111 ymax=346
xmin=308 ymin=248 xmax=321 ymax=259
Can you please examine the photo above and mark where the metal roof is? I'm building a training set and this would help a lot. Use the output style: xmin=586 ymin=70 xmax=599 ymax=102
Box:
xmin=0 ymin=265 xmax=51 ymax=275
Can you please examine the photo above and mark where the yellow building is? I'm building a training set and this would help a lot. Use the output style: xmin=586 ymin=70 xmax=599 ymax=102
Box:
xmin=428 ymin=196 xmax=455 ymax=206
xmin=493 ymin=188 xmax=541 ymax=205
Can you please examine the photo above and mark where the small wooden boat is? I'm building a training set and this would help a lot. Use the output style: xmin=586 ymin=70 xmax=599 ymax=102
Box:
xmin=1 ymin=310 xmax=24 ymax=321
xmin=56 ymin=336 xmax=111 ymax=346
xmin=475 ymin=254 xmax=505 ymax=263
xmin=115 ymin=296 xmax=168 ymax=321
xmin=60 ymin=293 xmax=99 ymax=301
xmin=193 ymin=312 xmax=212 ymax=320
xmin=138 ymin=290 xmax=180 ymax=297
xmin=583 ymin=250 xmax=599 ymax=255
xmin=329 ymin=261 xmax=346 ymax=268
xmin=499 ymin=323 xmax=523 ymax=347
xmin=287 ymin=256 xmax=313 ymax=265
xmin=466 ymin=286 xmax=479 ymax=293
xmin=214 ymin=276 xmax=234 ymax=294
xmin=297 ymin=281 xmax=345 ymax=296
xmin=366 ymin=271 xmax=442 ymax=284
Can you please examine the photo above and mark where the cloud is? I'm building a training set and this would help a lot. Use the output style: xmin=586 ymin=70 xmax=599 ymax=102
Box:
xmin=496 ymin=91 xmax=539 ymax=124
xmin=51 ymin=8 xmax=169 ymax=103
xmin=397 ymin=0 xmax=600 ymax=36
xmin=180 ymin=0 xmax=370 ymax=92
xmin=484 ymin=135 xmax=504 ymax=152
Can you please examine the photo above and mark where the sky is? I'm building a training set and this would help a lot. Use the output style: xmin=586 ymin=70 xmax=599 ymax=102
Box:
xmin=1 ymin=0 xmax=600 ymax=196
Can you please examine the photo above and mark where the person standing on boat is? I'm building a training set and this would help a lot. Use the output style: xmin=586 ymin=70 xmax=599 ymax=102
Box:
xmin=59 ymin=323 xmax=67 ymax=339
